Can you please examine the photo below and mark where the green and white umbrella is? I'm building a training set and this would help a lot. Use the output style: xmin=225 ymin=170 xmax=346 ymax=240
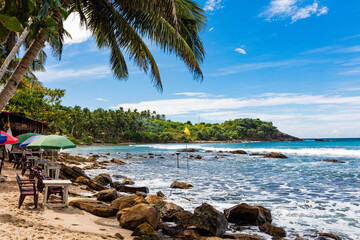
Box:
xmin=27 ymin=135 xmax=76 ymax=162
xmin=27 ymin=135 xmax=76 ymax=150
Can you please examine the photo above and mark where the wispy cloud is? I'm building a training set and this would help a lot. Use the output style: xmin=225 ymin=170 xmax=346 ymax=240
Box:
xmin=339 ymin=67 xmax=360 ymax=76
xmin=335 ymin=45 xmax=360 ymax=54
xmin=36 ymin=65 xmax=111 ymax=82
xmin=95 ymin=98 xmax=108 ymax=102
xmin=235 ymin=48 xmax=247 ymax=55
xmin=110 ymin=93 xmax=360 ymax=115
xmin=63 ymin=13 xmax=92 ymax=44
xmin=173 ymin=92 xmax=210 ymax=97
xmin=204 ymin=0 xmax=224 ymax=12
xmin=302 ymin=46 xmax=336 ymax=54
xmin=261 ymin=0 xmax=329 ymax=23
xmin=210 ymin=58 xmax=313 ymax=76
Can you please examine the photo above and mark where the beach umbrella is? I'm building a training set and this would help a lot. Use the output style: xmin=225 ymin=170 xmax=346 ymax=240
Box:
xmin=27 ymin=135 xmax=76 ymax=162
xmin=15 ymin=133 xmax=40 ymax=146
xmin=0 ymin=132 xmax=7 ymax=144
xmin=19 ymin=135 xmax=44 ymax=148
xmin=27 ymin=135 xmax=76 ymax=150
xmin=0 ymin=131 xmax=18 ymax=145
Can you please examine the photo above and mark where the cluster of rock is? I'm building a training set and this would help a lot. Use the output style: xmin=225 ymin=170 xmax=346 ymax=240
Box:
xmin=62 ymin=152 xmax=342 ymax=240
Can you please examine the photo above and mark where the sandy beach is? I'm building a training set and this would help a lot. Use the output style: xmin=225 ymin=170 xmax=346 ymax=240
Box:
xmin=0 ymin=161 xmax=133 ymax=240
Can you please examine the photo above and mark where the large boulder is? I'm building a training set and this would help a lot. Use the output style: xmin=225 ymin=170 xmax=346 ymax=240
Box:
xmin=97 ymin=189 xmax=118 ymax=202
xmin=119 ymin=203 xmax=161 ymax=230
xmin=223 ymin=233 xmax=265 ymax=240
xmin=133 ymin=234 xmax=161 ymax=240
xmin=180 ymin=148 xmax=199 ymax=152
xmin=170 ymin=181 xmax=193 ymax=189
xmin=60 ymin=164 xmax=88 ymax=181
xmin=191 ymin=203 xmax=228 ymax=237
xmin=145 ymin=195 xmax=165 ymax=205
xmin=69 ymin=199 xmax=118 ymax=217
xmin=92 ymin=173 xmax=112 ymax=185
xmin=230 ymin=150 xmax=247 ymax=154
xmin=224 ymin=203 xmax=272 ymax=226
xmin=263 ymin=152 xmax=287 ymax=158
xmin=116 ymin=186 xmax=149 ymax=194
xmin=156 ymin=202 xmax=184 ymax=222
xmin=323 ymin=159 xmax=346 ymax=163
xmin=317 ymin=233 xmax=342 ymax=240
xmin=110 ymin=158 xmax=125 ymax=165
xmin=75 ymin=176 xmax=106 ymax=191
xmin=132 ymin=222 xmax=156 ymax=236
xmin=173 ymin=230 xmax=202 ymax=240
xmin=259 ymin=222 xmax=286 ymax=238
xmin=122 ymin=178 xmax=135 ymax=185
xmin=111 ymin=195 xmax=138 ymax=209
xmin=173 ymin=211 xmax=193 ymax=227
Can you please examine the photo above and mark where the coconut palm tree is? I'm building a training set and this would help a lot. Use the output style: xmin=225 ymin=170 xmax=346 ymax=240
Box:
xmin=0 ymin=0 xmax=206 ymax=111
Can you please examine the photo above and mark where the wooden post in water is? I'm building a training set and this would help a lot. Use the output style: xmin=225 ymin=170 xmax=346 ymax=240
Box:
xmin=176 ymin=152 xmax=180 ymax=168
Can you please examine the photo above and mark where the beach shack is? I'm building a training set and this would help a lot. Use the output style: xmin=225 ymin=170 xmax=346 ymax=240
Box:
xmin=0 ymin=111 xmax=49 ymax=136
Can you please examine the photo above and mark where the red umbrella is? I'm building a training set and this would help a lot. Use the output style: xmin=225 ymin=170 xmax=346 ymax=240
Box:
xmin=0 ymin=131 xmax=18 ymax=145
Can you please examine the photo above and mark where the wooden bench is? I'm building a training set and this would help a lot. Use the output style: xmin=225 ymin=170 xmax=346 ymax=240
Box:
xmin=16 ymin=174 xmax=38 ymax=208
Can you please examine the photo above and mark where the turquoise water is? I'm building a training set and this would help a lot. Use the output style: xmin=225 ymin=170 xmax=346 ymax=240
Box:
xmin=65 ymin=139 xmax=360 ymax=240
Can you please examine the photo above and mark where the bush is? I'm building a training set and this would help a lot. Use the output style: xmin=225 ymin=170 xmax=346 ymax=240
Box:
xmin=69 ymin=136 xmax=79 ymax=144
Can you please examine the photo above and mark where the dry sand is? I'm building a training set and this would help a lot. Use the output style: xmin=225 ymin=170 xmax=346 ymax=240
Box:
xmin=0 ymin=161 xmax=133 ymax=240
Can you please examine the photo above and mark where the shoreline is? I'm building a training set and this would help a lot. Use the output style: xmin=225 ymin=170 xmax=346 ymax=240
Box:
xmin=78 ymin=138 xmax=304 ymax=147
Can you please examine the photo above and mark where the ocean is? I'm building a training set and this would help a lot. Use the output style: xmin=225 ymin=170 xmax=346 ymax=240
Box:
xmin=65 ymin=139 xmax=360 ymax=240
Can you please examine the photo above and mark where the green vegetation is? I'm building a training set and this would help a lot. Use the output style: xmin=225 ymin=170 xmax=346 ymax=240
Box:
xmin=0 ymin=0 xmax=206 ymax=112
xmin=5 ymin=79 xmax=287 ymax=144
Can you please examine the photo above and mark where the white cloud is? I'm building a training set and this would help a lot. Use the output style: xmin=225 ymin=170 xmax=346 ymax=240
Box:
xmin=291 ymin=2 xmax=318 ymax=22
xmin=63 ymin=13 xmax=92 ymax=44
xmin=174 ymin=92 xmax=210 ymax=97
xmin=340 ymin=67 xmax=360 ymax=76
xmin=96 ymin=98 xmax=108 ymax=101
xmin=36 ymin=65 xmax=111 ymax=82
xmin=204 ymin=0 xmax=224 ymax=12
xmin=209 ymin=27 xmax=214 ymax=32
xmin=235 ymin=48 xmax=247 ymax=55
xmin=261 ymin=0 xmax=329 ymax=23
xmin=317 ymin=6 xmax=328 ymax=16
xmin=110 ymin=93 xmax=360 ymax=115
xmin=336 ymin=45 xmax=360 ymax=53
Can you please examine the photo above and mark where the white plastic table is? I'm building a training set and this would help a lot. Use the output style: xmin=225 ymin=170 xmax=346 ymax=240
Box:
xmin=45 ymin=164 xmax=60 ymax=179
xmin=43 ymin=180 xmax=72 ymax=207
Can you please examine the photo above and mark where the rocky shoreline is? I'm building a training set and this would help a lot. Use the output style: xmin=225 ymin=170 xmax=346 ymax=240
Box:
xmin=56 ymin=151 xmax=343 ymax=240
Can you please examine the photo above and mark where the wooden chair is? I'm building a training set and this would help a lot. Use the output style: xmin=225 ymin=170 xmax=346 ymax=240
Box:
xmin=16 ymin=174 xmax=38 ymax=208
xmin=13 ymin=154 xmax=22 ymax=169
xmin=35 ymin=171 xmax=64 ymax=200
xmin=21 ymin=157 xmax=32 ymax=176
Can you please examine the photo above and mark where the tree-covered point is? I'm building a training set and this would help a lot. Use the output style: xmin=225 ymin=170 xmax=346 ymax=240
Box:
xmin=4 ymin=79 xmax=299 ymax=144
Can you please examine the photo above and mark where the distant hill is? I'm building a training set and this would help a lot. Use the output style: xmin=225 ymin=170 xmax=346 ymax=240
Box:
xmin=144 ymin=118 xmax=302 ymax=143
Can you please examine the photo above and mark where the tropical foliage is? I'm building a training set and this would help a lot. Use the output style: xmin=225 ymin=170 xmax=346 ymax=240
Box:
xmin=5 ymin=84 xmax=281 ymax=144
xmin=0 ymin=0 xmax=206 ymax=113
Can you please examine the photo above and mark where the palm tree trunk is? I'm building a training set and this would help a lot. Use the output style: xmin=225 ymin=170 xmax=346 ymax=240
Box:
xmin=0 ymin=19 xmax=33 ymax=81
xmin=0 ymin=30 xmax=46 ymax=111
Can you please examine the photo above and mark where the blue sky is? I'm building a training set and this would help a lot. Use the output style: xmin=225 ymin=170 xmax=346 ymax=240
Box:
xmin=36 ymin=0 xmax=360 ymax=138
